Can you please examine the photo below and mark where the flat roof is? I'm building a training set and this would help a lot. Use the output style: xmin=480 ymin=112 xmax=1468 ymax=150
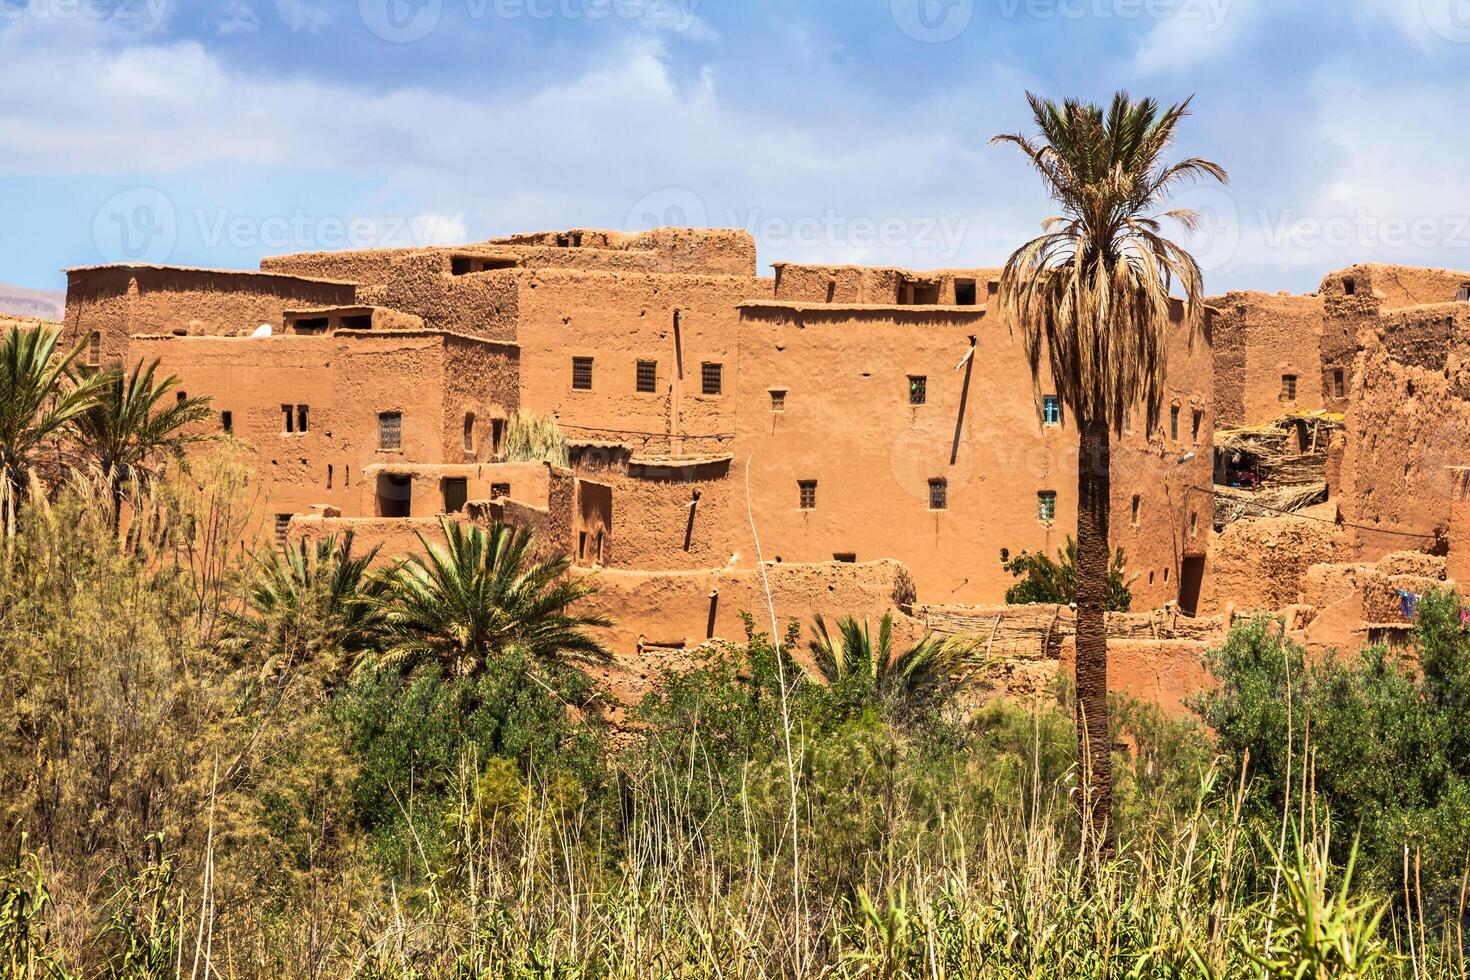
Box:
xmin=738 ymin=300 xmax=988 ymax=316
xmin=65 ymin=263 xmax=355 ymax=287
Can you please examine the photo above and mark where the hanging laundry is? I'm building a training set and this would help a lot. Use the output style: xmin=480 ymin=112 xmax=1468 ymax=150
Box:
xmin=1397 ymin=589 xmax=1420 ymax=620
xmin=1460 ymin=606 xmax=1470 ymax=627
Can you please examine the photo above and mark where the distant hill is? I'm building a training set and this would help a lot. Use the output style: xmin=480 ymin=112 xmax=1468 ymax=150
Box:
xmin=0 ymin=282 xmax=64 ymax=321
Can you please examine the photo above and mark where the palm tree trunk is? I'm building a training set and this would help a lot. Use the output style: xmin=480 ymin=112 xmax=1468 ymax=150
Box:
xmin=1074 ymin=417 xmax=1114 ymax=856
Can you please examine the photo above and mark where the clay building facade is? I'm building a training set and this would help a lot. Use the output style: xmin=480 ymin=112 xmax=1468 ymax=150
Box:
xmin=1208 ymin=291 xmax=1325 ymax=426
xmin=59 ymin=226 xmax=1217 ymax=664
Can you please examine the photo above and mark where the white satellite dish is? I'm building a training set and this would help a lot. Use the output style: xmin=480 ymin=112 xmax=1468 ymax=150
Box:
xmin=251 ymin=323 xmax=272 ymax=337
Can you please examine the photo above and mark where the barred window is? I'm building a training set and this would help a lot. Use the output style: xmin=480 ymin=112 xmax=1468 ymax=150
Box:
xmin=88 ymin=331 xmax=100 ymax=367
xmin=1043 ymin=396 xmax=1062 ymax=425
xmin=908 ymin=375 xmax=926 ymax=405
xmin=770 ymin=389 xmax=786 ymax=411
xmin=1037 ymin=491 xmax=1057 ymax=522
xmin=798 ymin=480 xmax=817 ymax=510
xmin=636 ymin=359 xmax=657 ymax=393
xmin=274 ymin=514 xmax=291 ymax=547
xmin=572 ymin=357 xmax=594 ymax=390
xmin=702 ymin=362 xmax=723 ymax=396
xmin=379 ymin=411 xmax=402 ymax=450
xmin=928 ymin=478 xmax=947 ymax=510
xmin=1281 ymin=374 xmax=1297 ymax=400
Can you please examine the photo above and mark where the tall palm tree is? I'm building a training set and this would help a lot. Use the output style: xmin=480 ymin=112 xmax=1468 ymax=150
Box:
xmin=366 ymin=517 xmax=611 ymax=678
xmin=0 ymin=325 xmax=109 ymax=534
xmin=73 ymin=359 xmax=213 ymax=524
xmin=807 ymin=612 xmax=981 ymax=713
xmin=991 ymin=92 xmax=1225 ymax=849
xmin=224 ymin=531 xmax=384 ymax=685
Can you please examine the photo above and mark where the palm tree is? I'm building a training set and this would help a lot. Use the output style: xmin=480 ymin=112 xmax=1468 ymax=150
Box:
xmin=1004 ymin=537 xmax=1135 ymax=612
xmin=224 ymin=531 xmax=384 ymax=685
xmin=991 ymin=91 xmax=1225 ymax=849
xmin=807 ymin=612 xmax=981 ymax=713
xmin=0 ymin=325 xmax=109 ymax=534
xmin=367 ymin=517 xmax=611 ymax=678
xmin=73 ymin=359 xmax=213 ymax=525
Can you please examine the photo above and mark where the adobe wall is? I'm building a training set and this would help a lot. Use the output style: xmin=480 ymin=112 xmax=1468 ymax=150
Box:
xmin=1335 ymin=305 xmax=1470 ymax=561
xmin=64 ymin=265 xmax=356 ymax=366
xmin=1204 ymin=511 xmax=1341 ymax=612
xmin=772 ymin=263 xmax=999 ymax=306
xmin=1208 ymin=291 xmax=1324 ymax=426
xmin=355 ymin=461 xmax=551 ymax=518
xmin=732 ymin=296 xmax=1214 ymax=608
xmin=1320 ymin=264 xmax=1470 ymax=414
xmin=129 ymin=331 xmax=518 ymax=523
xmin=575 ymin=558 xmax=918 ymax=705
xmin=486 ymin=227 xmax=758 ymax=276
xmin=514 ymin=269 xmax=765 ymax=453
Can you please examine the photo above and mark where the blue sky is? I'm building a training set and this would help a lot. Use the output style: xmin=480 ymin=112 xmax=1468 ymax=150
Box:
xmin=2 ymin=0 xmax=1469 ymax=294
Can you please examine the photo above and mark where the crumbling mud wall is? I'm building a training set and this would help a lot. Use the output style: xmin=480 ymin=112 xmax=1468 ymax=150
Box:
xmin=1208 ymin=291 xmax=1324 ymax=426
xmin=771 ymin=263 xmax=999 ymax=306
xmin=576 ymin=558 xmax=919 ymax=706
xmin=1336 ymin=308 xmax=1470 ymax=562
xmin=1204 ymin=511 xmax=1340 ymax=612
xmin=1320 ymin=264 xmax=1470 ymax=414
xmin=64 ymin=266 xmax=356 ymax=366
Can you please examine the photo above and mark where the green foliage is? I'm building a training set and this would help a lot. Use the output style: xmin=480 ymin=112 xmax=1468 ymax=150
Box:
xmin=0 ymin=325 xmax=109 ymax=531
xmin=500 ymin=409 xmax=570 ymax=467
xmin=1196 ymin=600 xmax=1470 ymax=909
xmin=73 ymin=357 xmax=213 ymax=507
xmin=806 ymin=612 xmax=984 ymax=720
xmin=335 ymin=656 xmax=603 ymax=873
xmin=1004 ymin=536 xmax=1134 ymax=611
xmin=0 ymin=836 xmax=71 ymax=979
xmin=366 ymin=517 xmax=611 ymax=679
xmin=224 ymin=530 xmax=385 ymax=685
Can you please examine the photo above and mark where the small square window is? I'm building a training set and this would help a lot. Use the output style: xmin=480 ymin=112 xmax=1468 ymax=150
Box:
xmin=274 ymin=514 xmax=291 ymax=547
xmin=833 ymin=552 xmax=857 ymax=563
xmin=378 ymin=411 xmax=402 ymax=450
xmin=798 ymin=480 xmax=817 ymax=510
xmin=636 ymin=360 xmax=657 ymax=393
xmin=1344 ymin=278 xmax=1356 ymax=296
xmin=908 ymin=376 xmax=927 ymax=405
xmin=928 ymin=478 xmax=947 ymax=510
xmin=701 ymin=362 xmax=723 ymax=396
xmin=954 ymin=279 xmax=977 ymax=306
xmin=770 ymin=389 xmax=787 ymax=411
xmin=1281 ymin=374 xmax=1297 ymax=401
xmin=1042 ymin=396 xmax=1062 ymax=426
xmin=1169 ymin=405 xmax=1180 ymax=441
xmin=572 ymin=357 xmax=594 ymax=390
xmin=1037 ymin=491 xmax=1057 ymax=523
xmin=491 ymin=482 xmax=512 ymax=498
xmin=1333 ymin=369 xmax=1345 ymax=399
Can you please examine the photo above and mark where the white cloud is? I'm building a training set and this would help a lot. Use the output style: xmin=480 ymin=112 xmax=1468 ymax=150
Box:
xmin=1132 ymin=0 xmax=1256 ymax=74
xmin=213 ymin=0 xmax=259 ymax=34
xmin=273 ymin=0 xmax=329 ymax=33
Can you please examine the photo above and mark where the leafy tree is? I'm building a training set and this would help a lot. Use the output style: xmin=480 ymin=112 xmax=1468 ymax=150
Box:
xmin=0 ymin=325 xmax=108 ymax=533
xmin=224 ymin=530 xmax=384 ymax=685
xmin=991 ymin=92 xmax=1225 ymax=848
xmin=1004 ymin=537 xmax=1134 ymax=612
xmin=73 ymin=358 xmax=213 ymax=527
xmin=807 ymin=613 xmax=982 ymax=717
xmin=366 ymin=517 xmax=611 ymax=679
